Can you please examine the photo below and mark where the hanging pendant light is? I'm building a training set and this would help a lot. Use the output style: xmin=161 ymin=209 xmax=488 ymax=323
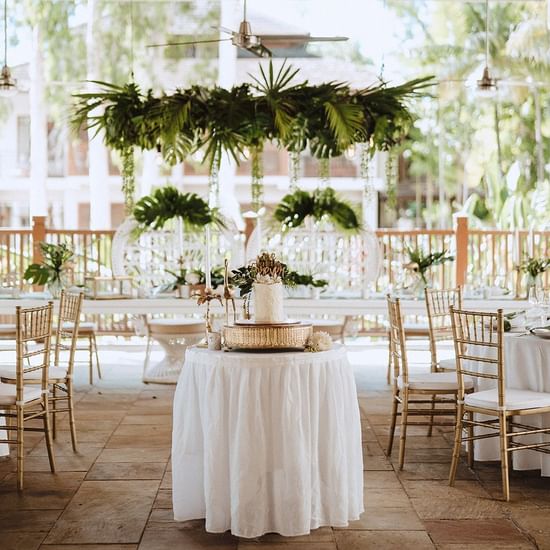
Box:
xmin=0 ymin=0 xmax=17 ymax=97
xmin=476 ymin=0 xmax=497 ymax=96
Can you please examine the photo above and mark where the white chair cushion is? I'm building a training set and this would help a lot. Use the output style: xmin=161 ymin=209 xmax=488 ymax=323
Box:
xmin=403 ymin=322 xmax=429 ymax=331
xmin=0 ymin=383 xmax=42 ymax=406
xmin=439 ymin=357 xmax=456 ymax=370
xmin=63 ymin=321 xmax=96 ymax=332
xmin=465 ymin=388 xmax=550 ymax=411
xmin=397 ymin=371 xmax=473 ymax=391
xmin=0 ymin=364 xmax=68 ymax=381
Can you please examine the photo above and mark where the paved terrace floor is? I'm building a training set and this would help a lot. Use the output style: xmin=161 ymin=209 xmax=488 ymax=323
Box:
xmin=0 ymin=340 xmax=549 ymax=550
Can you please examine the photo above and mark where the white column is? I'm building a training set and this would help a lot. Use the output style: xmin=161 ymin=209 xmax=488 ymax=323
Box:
xmin=29 ymin=23 xmax=48 ymax=218
xmin=87 ymin=0 xmax=111 ymax=229
xmin=63 ymin=188 xmax=79 ymax=228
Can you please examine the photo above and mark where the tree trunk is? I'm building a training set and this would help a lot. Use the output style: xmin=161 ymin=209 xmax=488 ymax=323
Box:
xmin=87 ymin=0 xmax=111 ymax=229
xmin=29 ymin=23 xmax=48 ymax=219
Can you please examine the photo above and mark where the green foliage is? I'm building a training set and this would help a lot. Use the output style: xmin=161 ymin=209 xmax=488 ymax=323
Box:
xmin=519 ymin=257 xmax=550 ymax=277
xmin=24 ymin=242 xmax=73 ymax=285
xmin=389 ymin=1 xmax=550 ymax=227
xmin=133 ymin=186 xmax=224 ymax=231
xmin=285 ymin=271 xmax=328 ymax=288
xmin=405 ymin=247 xmax=454 ymax=284
xmin=274 ymin=187 xmax=361 ymax=232
xmin=72 ymin=62 xmax=433 ymax=167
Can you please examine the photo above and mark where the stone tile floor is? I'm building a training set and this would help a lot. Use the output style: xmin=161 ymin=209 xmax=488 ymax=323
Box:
xmin=1 ymin=340 xmax=549 ymax=549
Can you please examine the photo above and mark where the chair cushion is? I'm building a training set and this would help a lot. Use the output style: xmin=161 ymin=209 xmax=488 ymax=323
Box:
xmin=0 ymin=383 xmax=42 ymax=406
xmin=0 ymin=364 xmax=68 ymax=381
xmin=465 ymin=388 xmax=550 ymax=411
xmin=439 ymin=357 xmax=456 ymax=370
xmin=397 ymin=371 xmax=473 ymax=391
xmin=63 ymin=321 xmax=96 ymax=333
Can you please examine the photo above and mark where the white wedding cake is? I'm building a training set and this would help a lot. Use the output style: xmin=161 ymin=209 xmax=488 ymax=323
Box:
xmin=254 ymin=282 xmax=285 ymax=323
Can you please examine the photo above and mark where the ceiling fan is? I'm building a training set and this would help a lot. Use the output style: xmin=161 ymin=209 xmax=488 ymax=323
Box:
xmin=147 ymin=0 xmax=348 ymax=58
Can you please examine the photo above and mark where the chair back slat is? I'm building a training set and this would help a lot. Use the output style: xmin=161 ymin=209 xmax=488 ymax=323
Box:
xmin=425 ymin=287 xmax=462 ymax=366
xmin=387 ymin=295 xmax=408 ymax=385
xmin=450 ymin=307 xmax=505 ymax=405
xmin=16 ymin=302 xmax=54 ymax=399
xmin=54 ymin=290 xmax=84 ymax=376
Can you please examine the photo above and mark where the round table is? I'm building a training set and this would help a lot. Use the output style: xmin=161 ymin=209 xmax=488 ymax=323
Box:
xmin=171 ymin=345 xmax=363 ymax=538
xmin=472 ymin=332 xmax=550 ymax=475
xmin=143 ymin=319 xmax=205 ymax=384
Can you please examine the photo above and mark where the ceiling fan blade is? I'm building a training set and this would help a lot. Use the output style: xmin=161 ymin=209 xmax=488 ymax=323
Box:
xmin=147 ymin=38 xmax=231 ymax=48
xmin=258 ymin=34 xmax=348 ymax=42
xmin=211 ymin=25 xmax=235 ymax=35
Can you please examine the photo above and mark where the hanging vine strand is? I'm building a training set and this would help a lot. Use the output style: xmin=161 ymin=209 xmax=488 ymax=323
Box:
xmin=251 ymin=147 xmax=264 ymax=213
xmin=208 ymin=153 xmax=220 ymax=208
xmin=385 ymin=150 xmax=397 ymax=212
xmin=360 ymin=142 xmax=376 ymax=206
xmin=120 ymin=146 xmax=136 ymax=215
xmin=289 ymin=150 xmax=300 ymax=190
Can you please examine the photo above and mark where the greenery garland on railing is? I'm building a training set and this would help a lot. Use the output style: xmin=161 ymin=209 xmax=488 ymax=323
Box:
xmin=71 ymin=63 xmax=432 ymax=210
xmin=133 ymin=186 xmax=224 ymax=231
xmin=273 ymin=187 xmax=360 ymax=233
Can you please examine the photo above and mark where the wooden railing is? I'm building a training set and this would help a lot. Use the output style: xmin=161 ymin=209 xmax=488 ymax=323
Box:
xmin=0 ymin=216 xmax=549 ymax=297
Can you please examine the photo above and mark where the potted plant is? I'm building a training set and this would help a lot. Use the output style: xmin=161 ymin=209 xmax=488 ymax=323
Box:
xmin=404 ymin=247 xmax=454 ymax=297
xmin=24 ymin=242 xmax=74 ymax=298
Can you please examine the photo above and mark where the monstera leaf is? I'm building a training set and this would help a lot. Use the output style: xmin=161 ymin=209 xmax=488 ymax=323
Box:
xmin=133 ymin=186 xmax=224 ymax=231
xmin=274 ymin=187 xmax=360 ymax=233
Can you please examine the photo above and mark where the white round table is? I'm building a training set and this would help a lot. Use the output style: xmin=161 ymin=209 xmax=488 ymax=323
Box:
xmin=472 ymin=333 xmax=550 ymax=475
xmin=171 ymin=345 xmax=363 ymax=538
xmin=143 ymin=319 xmax=205 ymax=384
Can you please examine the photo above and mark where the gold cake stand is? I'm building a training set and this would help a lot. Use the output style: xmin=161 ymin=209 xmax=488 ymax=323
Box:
xmin=223 ymin=321 xmax=312 ymax=350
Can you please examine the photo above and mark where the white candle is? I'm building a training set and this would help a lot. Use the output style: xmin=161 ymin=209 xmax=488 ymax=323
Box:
xmin=205 ymin=225 xmax=212 ymax=289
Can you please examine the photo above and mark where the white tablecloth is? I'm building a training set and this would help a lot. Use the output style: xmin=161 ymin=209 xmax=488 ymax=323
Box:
xmin=472 ymin=333 xmax=550 ymax=475
xmin=171 ymin=345 xmax=363 ymax=538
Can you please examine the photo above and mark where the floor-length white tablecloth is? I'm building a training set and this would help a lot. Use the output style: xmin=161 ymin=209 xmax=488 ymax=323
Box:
xmin=473 ymin=333 xmax=550 ymax=475
xmin=171 ymin=345 xmax=363 ymax=538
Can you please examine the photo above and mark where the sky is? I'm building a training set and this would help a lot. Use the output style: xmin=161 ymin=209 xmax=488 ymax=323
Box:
xmin=7 ymin=0 xmax=399 ymax=77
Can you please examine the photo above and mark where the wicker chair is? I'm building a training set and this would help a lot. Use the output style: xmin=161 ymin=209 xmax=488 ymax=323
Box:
xmin=0 ymin=302 xmax=56 ymax=489
xmin=449 ymin=307 xmax=550 ymax=501
xmin=386 ymin=295 xmax=473 ymax=470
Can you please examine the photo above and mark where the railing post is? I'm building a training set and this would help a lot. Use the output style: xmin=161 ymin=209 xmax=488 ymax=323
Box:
xmin=454 ymin=215 xmax=469 ymax=286
xmin=32 ymin=215 xmax=47 ymax=264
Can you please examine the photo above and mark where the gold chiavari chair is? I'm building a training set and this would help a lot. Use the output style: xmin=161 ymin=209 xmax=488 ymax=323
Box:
xmin=449 ymin=307 xmax=550 ymax=501
xmin=0 ymin=302 xmax=56 ymax=490
xmin=425 ymin=287 xmax=462 ymax=372
xmin=386 ymin=295 xmax=473 ymax=469
xmin=0 ymin=291 xmax=84 ymax=451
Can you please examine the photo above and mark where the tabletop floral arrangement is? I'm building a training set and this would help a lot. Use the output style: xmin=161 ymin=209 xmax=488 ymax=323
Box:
xmin=404 ymin=247 xmax=454 ymax=294
xmin=518 ymin=256 xmax=550 ymax=292
xmin=305 ymin=331 xmax=333 ymax=352
xmin=24 ymin=242 xmax=74 ymax=298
